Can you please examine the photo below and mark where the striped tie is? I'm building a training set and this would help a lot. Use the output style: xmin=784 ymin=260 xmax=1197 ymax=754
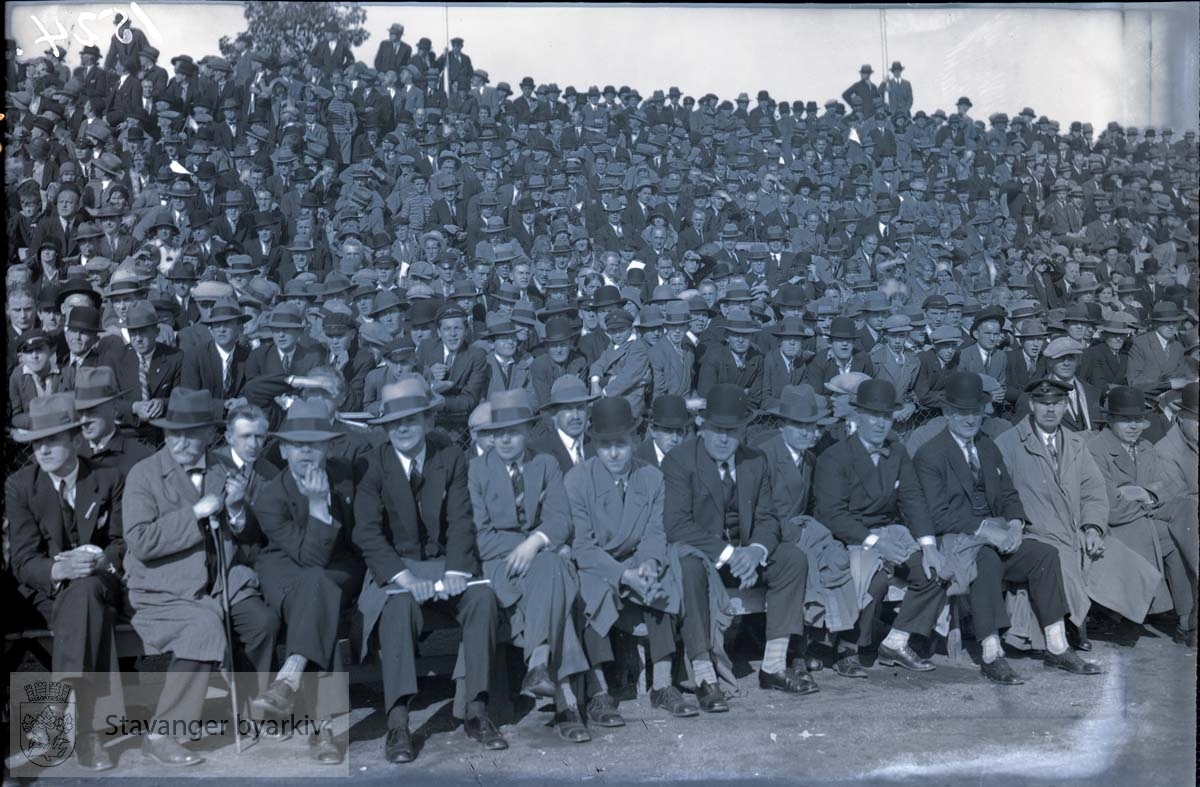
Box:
xmin=509 ymin=461 xmax=526 ymax=528
xmin=138 ymin=355 xmax=151 ymax=400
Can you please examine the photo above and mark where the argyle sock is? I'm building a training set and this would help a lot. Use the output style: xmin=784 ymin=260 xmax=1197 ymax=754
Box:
xmin=691 ymin=658 xmax=717 ymax=685
xmin=980 ymin=634 xmax=1002 ymax=664
xmin=529 ymin=644 xmax=550 ymax=670
xmin=652 ymin=659 xmax=673 ymax=689
xmin=586 ymin=667 xmax=608 ymax=697
xmin=1044 ymin=621 xmax=1069 ymax=655
xmin=881 ymin=629 xmax=910 ymax=651
xmin=761 ymin=638 xmax=789 ymax=675
xmin=275 ymin=654 xmax=308 ymax=690
xmin=554 ymin=680 xmax=577 ymax=712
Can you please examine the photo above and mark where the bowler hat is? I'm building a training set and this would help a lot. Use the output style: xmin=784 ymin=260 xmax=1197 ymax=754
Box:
xmin=11 ymin=394 xmax=85 ymax=442
xmin=1104 ymin=386 xmax=1149 ymax=420
xmin=828 ymin=316 xmax=859 ymax=341
xmin=970 ymin=306 xmax=1006 ymax=333
xmin=852 ymin=379 xmax=903 ymax=415
xmin=940 ymin=371 xmax=991 ymax=412
xmin=650 ymin=395 xmax=692 ymax=430
xmin=271 ymin=397 xmax=344 ymax=442
xmin=588 ymin=397 xmax=639 ymax=440
xmin=1177 ymin=382 xmax=1199 ymax=419
xmin=478 ymin=389 xmax=540 ymax=431
xmin=766 ymin=384 xmax=835 ymax=425
xmin=370 ymin=375 xmax=445 ymax=424
xmin=701 ymin=383 xmax=754 ymax=428
xmin=149 ymin=388 xmax=222 ymax=430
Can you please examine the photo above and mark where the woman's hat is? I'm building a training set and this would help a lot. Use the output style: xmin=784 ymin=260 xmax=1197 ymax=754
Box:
xmin=271 ymin=397 xmax=344 ymax=442
xmin=588 ymin=396 xmax=639 ymax=440
xmin=700 ymin=383 xmax=753 ymax=428
xmin=477 ymin=388 xmax=540 ymax=431
xmin=370 ymin=375 xmax=444 ymax=425
xmin=851 ymin=379 xmax=903 ymax=415
xmin=10 ymin=394 xmax=85 ymax=442
xmin=149 ymin=388 xmax=222 ymax=430
xmin=766 ymin=384 xmax=835 ymax=425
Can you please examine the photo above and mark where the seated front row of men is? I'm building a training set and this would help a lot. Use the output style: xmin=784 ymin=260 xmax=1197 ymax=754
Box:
xmin=25 ymin=373 xmax=1200 ymax=767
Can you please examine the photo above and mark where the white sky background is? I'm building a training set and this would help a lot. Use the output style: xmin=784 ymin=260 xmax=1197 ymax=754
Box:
xmin=7 ymin=3 xmax=1198 ymax=132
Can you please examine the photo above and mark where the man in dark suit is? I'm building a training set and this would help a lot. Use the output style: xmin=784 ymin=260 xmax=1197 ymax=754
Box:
xmin=801 ymin=317 xmax=875 ymax=392
xmin=663 ymin=384 xmax=815 ymax=712
xmin=374 ymin=23 xmax=412 ymax=75
xmin=1127 ymin=302 xmax=1188 ymax=389
xmin=913 ymin=373 xmax=1097 ymax=684
xmin=635 ymin=395 xmax=693 ymax=467
xmin=530 ymin=376 xmax=597 ymax=473
xmin=1013 ymin=338 xmax=1101 ymax=432
xmin=952 ymin=307 xmax=1009 ymax=392
xmin=308 ymin=22 xmax=355 ymax=76
xmin=416 ymin=306 xmax=490 ymax=433
xmin=353 ymin=378 xmax=505 ymax=762
xmin=879 ymin=61 xmax=913 ymax=115
xmin=696 ymin=308 xmax=766 ymax=410
xmin=841 ymin=64 xmax=880 ymax=119
xmin=814 ymin=379 xmax=949 ymax=676
xmin=74 ymin=367 xmax=155 ymax=475
xmin=249 ymin=398 xmax=365 ymax=765
xmin=180 ymin=298 xmax=251 ymax=407
xmin=111 ymin=302 xmax=183 ymax=442
xmin=1004 ymin=319 xmax=1048 ymax=411
xmin=242 ymin=304 xmax=324 ymax=424
xmin=8 ymin=394 xmax=126 ymax=770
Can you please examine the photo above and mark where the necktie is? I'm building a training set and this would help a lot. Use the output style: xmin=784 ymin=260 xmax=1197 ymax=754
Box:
xmin=720 ymin=461 xmax=735 ymax=504
xmin=1045 ymin=435 xmax=1060 ymax=475
xmin=221 ymin=352 xmax=233 ymax=397
xmin=58 ymin=480 xmax=75 ymax=517
xmin=733 ymin=353 xmax=745 ymax=370
xmin=409 ymin=463 xmax=423 ymax=497
xmin=572 ymin=441 xmax=584 ymax=466
xmin=509 ymin=461 xmax=526 ymax=528
xmin=1126 ymin=443 xmax=1139 ymax=473
xmin=981 ymin=349 xmax=991 ymax=368
xmin=138 ymin=354 xmax=152 ymax=400
xmin=616 ymin=478 xmax=627 ymax=502
xmin=967 ymin=441 xmax=981 ymax=482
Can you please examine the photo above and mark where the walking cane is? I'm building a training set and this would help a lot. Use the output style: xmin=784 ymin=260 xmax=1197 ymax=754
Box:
xmin=209 ymin=518 xmax=244 ymax=753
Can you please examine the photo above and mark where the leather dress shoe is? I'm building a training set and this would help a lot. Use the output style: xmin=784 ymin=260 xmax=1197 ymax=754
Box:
xmin=877 ymin=642 xmax=935 ymax=672
xmin=75 ymin=731 xmax=115 ymax=771
xmin=464 ymin=716 xmax=508 ymax=750
xmin=1070 ymin=622 xmax=1093 ymax=652
xmin=1043 ymin=649 xmax=1102 ymax=675
xmin=1172 ymin=627 xmax=1197 ymax=648
xmin=384 ymin=727 xmax=415 ymax=763
xmin=520 ymin=664 xmax=555 ymax=699
xmin=141 ymin=735 xmax=203 ymax=767
xmin=585 ymin=693 xmax=625 ymax=727
xmin=832 ymin=654 xmax=869 ymax=678
xmin=553 ymin=708 xmax=591 ymax=743
xmin=758 ymin=667 xmax=819 ymax=695
xmin=980 ymin=657 xmax=1024 ymax=685
xmin=649 ymin=686 xmax=699 ymax=717
xmin=695 ymin=680 xmax=729 ymax=713
xmin=251 ymin=679 xmax=296 ymax=716
xmin=309 ymin=725 xmax=343 ymax=764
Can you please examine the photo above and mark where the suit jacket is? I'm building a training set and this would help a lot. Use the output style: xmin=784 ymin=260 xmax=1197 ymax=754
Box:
xmin=1078 ymin=343 xmax=1127 ymax=392
xmin=1004 ymin=347 xmax=1040 ymax=406
xmin=353 ymin=434 xmax=479 ymax=585
xmin=112 ymin=342 xmax=184 ymax=422
xmin=181 ymin=340 xmax=250 ymax=402
xmin=7 ymin=457 xmax=125 ymax=600
xmin=813 ymin=432 xmax=934 ymax=544
xmin=468 ymin=449 xmax=572 ymax=563
xmin=648 ymin=338 xmax=695 ymax=400
xmin=758 ymin=349 xmax=805 ymax=407
xmin=243 ymin=341 xmax=322 ymax=381
xmin=912 ymin=428 xmax=1025 ymax=536
xmin=79 ymin=432 xmax=155 ymax=477
xmin=869 ymin=345 xmax=921 ymax=399
xmin=1014 ymin=377 xmax=1101 ymax=432
xmin=308 ymin=39 xmax=355 ymax=75
xmin=1127 ymin=330 xmax=1186 ymax=388
xmin=800 ymin=350 xmax=875 ymax=391
xmin=759 ymin=434 xmax=818 ymax=541
xmin=661 ymin=437 xmax=781 ymax=561
xmin=374 ymin=39 xmax=412 ymax=74
xmin=590 ymin=338 xmax=651 ymax=417
xmin=530 ymin=426 xmax=593 ymax=475
xmin=952 ymin=341 xmax=1008 ymax=388
xmin=697 ymin=345 xmax=766 ymax=409
xmin=252 ymin=457 xmax=360 ymax=573
xmin=416 ymin=340 xmax=490 ymax=421
xmin=880 ymin=77 xmax=913 ymax=115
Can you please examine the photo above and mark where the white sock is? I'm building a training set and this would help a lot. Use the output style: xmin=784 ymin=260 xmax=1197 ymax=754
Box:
xmin=529 ymin=644 xmax=550 ymax=669
xmin=652 ymin=659 xmax=673 ymax=688
xmin=691 ymin=658 xmax=717 ymax=685
xmin=1044 ymin=621 xmax=1069 ymax=655
xmin=881 ymin=629 xmax=910 ymax=650
xmin=980 ymin=634 xmax=1002 ymax=664
xmin=761 ymin=637 xmax=789 ymax=674
xmin=275 ymin=654 xmax=308 ymax=690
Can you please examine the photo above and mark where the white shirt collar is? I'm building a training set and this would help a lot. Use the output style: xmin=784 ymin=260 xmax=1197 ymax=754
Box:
xmin=557 ymin=427 xmax=581 ymax=455
xmin=395 ymin=445 xmax=426 ymax=479
xmin=49 ymin=461 xmax=81 ymax=498
xmin=784 ymin=440 xmax=804 ymax=466
xmin=653 ymin=441 xmax=666 ymax=464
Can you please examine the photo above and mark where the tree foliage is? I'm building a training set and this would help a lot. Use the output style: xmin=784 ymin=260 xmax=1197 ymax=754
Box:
xmin=217 ymin=2 xmax=369 ymax=67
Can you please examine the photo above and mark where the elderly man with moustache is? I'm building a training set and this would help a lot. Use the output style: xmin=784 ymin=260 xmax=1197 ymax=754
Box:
xmin=8 ymin=394 xmax=128 ymax=770
xmin=123 ymin=388 xmax=279 ymax=767
xmin=913 ymin=372 xmax=1099 ymax=683
xmin=353 ymin=377 xmax=505 ymax=763
xmin=567 ymin=396 xmax=699 ymax=725
xmin=531 ymin=376 xmax=598 ymax=473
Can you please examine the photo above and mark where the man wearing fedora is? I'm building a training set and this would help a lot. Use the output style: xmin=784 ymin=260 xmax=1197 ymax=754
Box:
xmin=1079 ymin=316 xmax=1136 ymax=392
xmin=648 ymin=300 xmax=697 ymax=401
xmin=353 ymin=377 xmax=506 ymax=762
xmin=124 ymin=388 xmax=280 ymax=767
xmin=468 ymin=388 xmax=591 ymax=743
xmin=75 ymin=366 xmax=155 ymax=475
xmin=112 ymin=302 xmax=183 ymax=443
xmin=663 ymin=383 xmax=816 ymax=708
xmin=1088 ymin=386 xmax=1194 ymax=631
xmin=814 ymin=379 xmax=949 ymax=675
xmin=531 ymin=375 xmax=598 ymax=473
xmin=482 ymin=314 xmax=536 ymax=402
xmin=697 ymin=306 xmax=766 ymax=410
xmin=913 ymin=372 xmax=1098 ymax=684
xmin=589 ymin=308 xmax=651 ymax=419
xmin=636 ymin=394 xmax=693 ymax=467
xmin=181 ymin=297 xmax=252 ymax=408
xmin=952 ymin=306 xmax=1009 ymax=392
xmin=249 ymin=397 xmax=364 ymax=764
xmin=880 ymin=61 xmax=913 ymax=116
xmin=567 ymin=396 xmax=700 ymax=723
xmin=527 ymin=315 xmax=589 ymax=410
xmin=1013 ymin=338 xmax=1101 ymax=432
xmin=1127 ymin=302 xmax=1189 ymax=390
xmin=801 ymin=316 xmax=875 ymax=390
xmin=9 ymin=393 xmax=128 ymax=770
xmin=1005 ymin=318 xmax=1049 ymax=411
xmin=1154 ymin=382 xmax=1199 ymax=646
xmin=375 ymin=23 xmax=412 ymax=77
xmin=997 ymin=378 xmax=1164 ymax=651
xmin=416 ymin=305 xmax=491 ymax=434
